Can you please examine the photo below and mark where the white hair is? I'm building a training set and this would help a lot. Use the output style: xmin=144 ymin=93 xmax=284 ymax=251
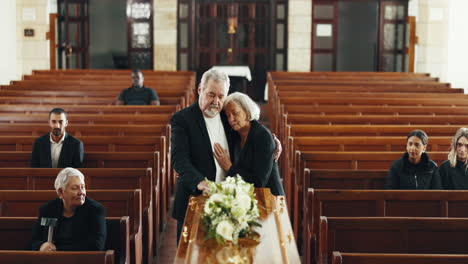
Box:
xmin=54 ymin=167 xmax=85 ymax=192
xmin=200 ymin=68 xmax=230 ymax=93
xmin=224 ymin=92 xmax=260 ymax=121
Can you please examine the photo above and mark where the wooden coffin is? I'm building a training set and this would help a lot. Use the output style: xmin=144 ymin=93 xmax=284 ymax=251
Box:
xmin=175 ymin=188 xmax=301 ymax=263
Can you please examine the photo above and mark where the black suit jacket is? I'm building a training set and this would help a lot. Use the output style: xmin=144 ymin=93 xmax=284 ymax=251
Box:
xmin=171 ymin=102 xmax=235 ymax=221
xmin=31 ymin=133 xmax=84 ymax=168
xmin=31 ymin=197 xmax=107 ymax=251
xmin=227 ymin=120 xmax=285 ymax=196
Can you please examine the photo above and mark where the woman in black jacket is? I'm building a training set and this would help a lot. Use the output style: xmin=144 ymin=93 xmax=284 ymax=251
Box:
xmin=440 ymin=127 xmax=468 ymax=189
xmin=385 ymin=130 xmax=442 ymax=189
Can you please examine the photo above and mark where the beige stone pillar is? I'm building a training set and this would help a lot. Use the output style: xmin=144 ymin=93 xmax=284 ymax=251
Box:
xmin=287 ymin=0 xmax=312 ymax=72
xmin=17 ymin=0 xmax=50 ymax=76
xmin=153 ymin=0 xmax=177 ymax=71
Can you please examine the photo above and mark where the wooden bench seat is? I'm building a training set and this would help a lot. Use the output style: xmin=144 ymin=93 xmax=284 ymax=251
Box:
xmin=0 ymin=113 xmax=171 ymax=125
xmin=284 ymin=105 xmax=468 ymax=116
xmin=331 ymin=252 xmax=468 ymax=264
xmin=288 ymin=151 xmax=448 ymax=244
xmin=0 ymin=123 xmax=168 ymax=137
xmin=307 ymin=189 xmax=468 ymax=264
xmin=0 ymin=217 xmax=127 ymax=264
xmin=277 ymin=91 xmax=466 ymax=98
xmin=291 ymin=136 xmax=451 ymax=152
xmin=285 ymin=114 xmax=468 ymax=125
xmin=0 ymin=90 xmax=189 ymax=99
xmin=0 ymin=96 xmax=183 ymax=106
xmin=0 ymin=190 xmax=141 ymax=264
xmin=319 ymin=217 xmax=468 ymax=264
xmin=279 ymin=96 xmax=468 ymax=107
xmin=273 ymin=79 xmax=449 ymax=86
xmin=0 ymin=135 xmax=168 ymax=230
xmin=289 ymin=124 xmax=461 ymax=137
xmin=0 ymin=104 xmax=179 ymax=115
xmin=304 ymin=169 xmax=386 ymax=190
xmin=0 ymin=250 xmax=115 ymax=264
xmin=269 ymin=71 xmax=432 ymax=78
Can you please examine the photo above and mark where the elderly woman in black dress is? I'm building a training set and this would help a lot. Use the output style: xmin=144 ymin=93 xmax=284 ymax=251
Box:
xmin=212 ymin=92 xmax=284 ymax=195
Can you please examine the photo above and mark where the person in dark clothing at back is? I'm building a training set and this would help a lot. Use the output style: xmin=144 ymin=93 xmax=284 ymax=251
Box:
xmin=385 ymin=129 xmax=442 ymax=189
xmin=115 ymin=69 xmax=160 ymax=105
xmin=440 ymin=127 xmax=468 ymax=189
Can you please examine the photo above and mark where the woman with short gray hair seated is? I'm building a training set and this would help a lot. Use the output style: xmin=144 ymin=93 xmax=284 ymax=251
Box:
xmin=213 ymin=92 xmax=285 ymax=195
xmin=31 ymin=167 xmax=106 ymax=251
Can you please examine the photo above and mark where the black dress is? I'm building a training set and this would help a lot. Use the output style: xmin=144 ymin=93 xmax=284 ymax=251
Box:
xmin=440 ymin=160 xmax=468 ymax=190
xmin=227 ymin=120 xmax=285 ymax=196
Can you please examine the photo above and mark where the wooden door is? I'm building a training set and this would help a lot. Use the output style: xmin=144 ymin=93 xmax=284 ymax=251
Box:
xmin=178 ymin=0 xmax=287 ymax=100
xmin=57 ymin=0 xmax=89 ymax=69
xmin=378 ymin=0 xmax=408 ymax=71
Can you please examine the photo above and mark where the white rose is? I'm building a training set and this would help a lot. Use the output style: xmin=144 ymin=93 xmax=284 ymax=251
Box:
xmin=210 ymin=193 xmax=226 ymax=203
xmin=216 ymin=220 xmax=234 ymax=241
xmin=236 ymin=193 xmax=251 ymax=211
xmin=231 ymin=206 xmax=247 ymax=219
xmin=222 ymin=183 xmax=236 ymax=194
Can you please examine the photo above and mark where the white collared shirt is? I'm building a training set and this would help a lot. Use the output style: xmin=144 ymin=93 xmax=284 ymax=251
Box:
xmin=203 ymin=114 xmax=229 ymax=183
xmin=50 ymin=132 xmax=66 ymax=168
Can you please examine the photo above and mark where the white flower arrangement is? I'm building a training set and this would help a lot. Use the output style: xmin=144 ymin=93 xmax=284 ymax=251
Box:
xmin=202 ymin=175 xmax=261 ymax=245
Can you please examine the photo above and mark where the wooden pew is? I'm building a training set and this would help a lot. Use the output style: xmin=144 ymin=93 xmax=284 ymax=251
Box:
xmin=0 ymin=250 xmax=115 ymax=264
xmin=307 ymin=189 xmax=468 ymax=264
xmin=289 ymin=124 xmax=461 ymax=137
xmin=0 ymin=104 xmax=179 ymax=115
xmin=279 ymin=96 xmax=468 ymax=107
xmin=304 ymin=169 xmax=386 ymax=190
xmin=0 ymin=190 xmax=141 ymax=264
xmin=331 ymin=252 xmax=468 ymax=264
xmin=319 ymin=217 xmax=468 ymax=264
xmin=0 ymin=167 xmax=155 ymax=263
xmin=269 ymin=71 xmax=433 ymax=79
xmin=291 ymin=135 xmax=451 ymax=153
xmin=289 ymin=151 xmax=448 ymax=247
xmin=285 ymin=113 xmax=468 ymax=125
xmin=0 ymin=113 xmax=171 ymax=125
xmin=284 ymin=105 xmax=468 ymax=116
xmin=0 ymin=97 xmax=183 ymax=106
xmin=0 ymin=123 xmax=168 ymax=137
xmin=0 ymin=135 xmax=168 ymax=237
xmin=278 ymin=91 xmax=466 ymax=99
xmin=0 ymin=216 xmax=128 ymax=264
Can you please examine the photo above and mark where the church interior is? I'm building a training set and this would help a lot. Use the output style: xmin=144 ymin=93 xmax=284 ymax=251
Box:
xmin=1 ymin=0 xmax=468 ymax=263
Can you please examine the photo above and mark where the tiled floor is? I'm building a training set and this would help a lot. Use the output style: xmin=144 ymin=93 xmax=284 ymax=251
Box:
xmin=153 ymin=203 xmax=177 ymax=264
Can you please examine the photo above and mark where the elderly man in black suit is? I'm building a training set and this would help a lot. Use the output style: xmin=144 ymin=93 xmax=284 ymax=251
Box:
xmin=171 ymin=68 xmax=281 ymax=244
xmin=31 ymin=108 xmax=84 ymax=168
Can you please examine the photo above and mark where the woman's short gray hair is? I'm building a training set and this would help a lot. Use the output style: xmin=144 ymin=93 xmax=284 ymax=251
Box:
xmin=54 ymin=167 xmax=85 ymax=192
xmin=224 ymin=92 xmax=260 ymax=121
xmin=200 ymin=68 xmax=230 ymax=93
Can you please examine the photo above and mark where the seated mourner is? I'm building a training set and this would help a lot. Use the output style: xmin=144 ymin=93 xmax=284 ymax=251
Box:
xmin=31 ymin=168 xmax=106 ymax=251
xmin=385 ymin=130 xmax=442 ymax=189
xmin=440 ymin=127 xmax=468 ymax=189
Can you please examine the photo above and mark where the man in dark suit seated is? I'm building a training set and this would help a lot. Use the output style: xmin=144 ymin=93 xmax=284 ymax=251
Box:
xmin=31 ymin=108 xmax=84 ymax=168
xmin=115 ymin=69 xmax=160 ymax=105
